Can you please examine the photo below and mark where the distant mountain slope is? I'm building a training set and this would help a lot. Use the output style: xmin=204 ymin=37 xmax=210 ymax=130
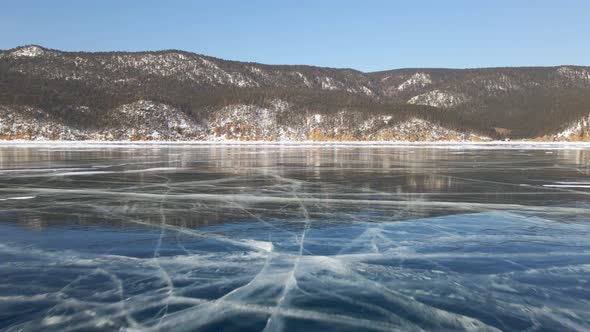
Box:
xmin=1 ymin=45 xmax=589 ymax=141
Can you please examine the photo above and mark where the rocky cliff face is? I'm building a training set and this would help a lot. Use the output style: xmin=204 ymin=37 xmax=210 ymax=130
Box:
xmin=1 ymin=45 xmax=589 ymax=141
xmin=537 ymin=114 xmax=590 ymax=142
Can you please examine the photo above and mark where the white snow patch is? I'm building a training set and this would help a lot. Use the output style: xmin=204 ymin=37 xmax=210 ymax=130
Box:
xmin=321 ymin=77 xmax=339 ymax=90
xmin=408 ymin=90 xmax=468 ymax=108
xmin=557 ymin=67 xmax=590 ymax=82
xmin=294 ymin=72 xmax=312 ymax=87
xmin=361 ymin=86 xmax=375 ymax=96
xmin=398 ymin=73 xmax=432 ymax=91
xmin=11 ymin=46 xmax=45 ymax=57
xmin=484 ymin=75 xmax=520 ymax=92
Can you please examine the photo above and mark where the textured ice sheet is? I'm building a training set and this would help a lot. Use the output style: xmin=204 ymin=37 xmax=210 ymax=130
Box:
xmin=0 ymin=145 xmax=589 ymax=331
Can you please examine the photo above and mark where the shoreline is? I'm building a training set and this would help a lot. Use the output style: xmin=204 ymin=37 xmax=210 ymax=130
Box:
xmin=0 ymin=140 xmax=590 ymax=150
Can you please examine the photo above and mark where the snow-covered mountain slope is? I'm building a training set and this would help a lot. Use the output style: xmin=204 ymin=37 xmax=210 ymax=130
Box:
xmin=105 ymin=101 xmax=205 ymax=140
xmin=0 ymin=102 xmax=204 ymax=141
xmin=2 ymin=45 xmax=590 ymax=140
xmin=0 ymin=105 xmax=81 ymax=140
xmin=0 ymin=101 xmax=488 ymax=142
xmin=1 ymin=45 xmax=377 ymax=92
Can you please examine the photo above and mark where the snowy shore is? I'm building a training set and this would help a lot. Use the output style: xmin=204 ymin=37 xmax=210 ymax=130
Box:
xmin=1 ymin=140 xmax=590 ymax=150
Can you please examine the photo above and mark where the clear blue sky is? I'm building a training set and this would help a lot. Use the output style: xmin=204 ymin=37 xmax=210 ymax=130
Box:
xmin=2 ymin=0 xmax=589 ymax=72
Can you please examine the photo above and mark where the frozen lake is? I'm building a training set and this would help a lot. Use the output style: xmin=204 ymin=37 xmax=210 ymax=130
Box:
xmin=1 ymin=144 xmax=590 ymax=331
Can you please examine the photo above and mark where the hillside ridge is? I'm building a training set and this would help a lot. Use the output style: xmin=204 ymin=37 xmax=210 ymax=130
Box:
xmin=1 ymin=45 xmax=589 ymax=141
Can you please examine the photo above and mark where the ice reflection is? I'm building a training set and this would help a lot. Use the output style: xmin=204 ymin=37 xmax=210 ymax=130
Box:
xmin=0 ymin=145 xmax=589 ymax=331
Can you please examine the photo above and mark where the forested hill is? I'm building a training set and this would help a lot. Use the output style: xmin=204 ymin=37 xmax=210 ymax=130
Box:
xmin=1 ymin=45 xmax=590 ymax=141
